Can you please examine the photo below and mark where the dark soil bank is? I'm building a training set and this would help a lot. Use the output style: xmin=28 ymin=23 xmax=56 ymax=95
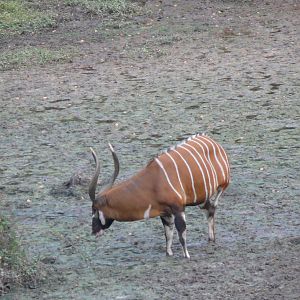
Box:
xmin=0 ymin=0 xmax=299 ymax=299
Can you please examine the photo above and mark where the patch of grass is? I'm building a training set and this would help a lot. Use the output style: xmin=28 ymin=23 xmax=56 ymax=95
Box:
xmin=128 ymin=45 xmax=167 ymax=60
xmin=64 ymin=0 xmax=137 ymax=15
xmin=0 ymin=47 xmax=74 ymax=71
xmin=0 ymin=0 xmax=55 ymax=35
xmin=0 ymin=215 xmax=39 ymax=295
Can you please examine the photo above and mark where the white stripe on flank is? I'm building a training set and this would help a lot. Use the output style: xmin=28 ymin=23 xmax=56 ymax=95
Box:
xmin=190 ymin=139 xmax=218 ymax=190
xmin=197 ymin=136 xmax=226 ymax=182
xmin=155 ymin=158 xmax=182 ymax=200
xmin=221 ymin=146 xmax=230 ymax=183
xmin=201 ymin=135 xmax=229 ymax=180
xmin=166 ymin=152 xmax=186 ymax=201
xmin=179 ymin=145 xmax=208 ymax=201
xmin=184 ymin=143 xmax=212 ymax=198
xmin=205 ymin=136 xmax=230 ymax=183
xmin=173 ymin=149 xmax=197 ymax=203
xmin=216 ymin=144 xmax=230 ymax=181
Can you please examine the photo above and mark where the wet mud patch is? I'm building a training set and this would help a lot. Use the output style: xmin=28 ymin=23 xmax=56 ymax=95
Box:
xmin=1 ymin=0 xmax=299 ymax=299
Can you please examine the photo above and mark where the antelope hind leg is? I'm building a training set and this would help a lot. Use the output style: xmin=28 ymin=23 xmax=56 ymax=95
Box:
xmin=174 ymin=212 xmax=190 ymax=259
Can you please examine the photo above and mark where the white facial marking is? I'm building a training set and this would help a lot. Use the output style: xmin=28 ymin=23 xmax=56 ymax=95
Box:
xmin=143 ymin=204 xmax=152 ymax=219
xmin=98 ymin=210 xmax=106 ymax=225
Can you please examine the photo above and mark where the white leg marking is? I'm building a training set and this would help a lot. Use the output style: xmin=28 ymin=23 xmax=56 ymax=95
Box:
xmin=173 ymin=149 xmax=197 ymax=203
xmin=165 ymin=225 xmax=174 ymax=256
xmin=166 ymin=152 xmax=186 ymax=202
xmin=99 ymin=210 xmax=106 ymax=225
xmin=175 ymin=212 xmax=190 ymax=259
xmin=208 ymin=216 xmax=215 ymax=241
xmin=162 ymin=215 xmax=175 ymax=256
xmin=143 ymin=204 xmax=152 ymax=220
xmin=182 ymin=230 xmax=190 ymax=259
xmin=155 ymin=158 xmax=182 ymax=200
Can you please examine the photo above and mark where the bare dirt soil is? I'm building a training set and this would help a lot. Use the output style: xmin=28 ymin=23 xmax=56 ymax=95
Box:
xmin=0 ymin=0 xmax=299 ymax=299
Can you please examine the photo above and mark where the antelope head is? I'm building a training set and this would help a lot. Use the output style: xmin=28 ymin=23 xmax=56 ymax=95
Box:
xmin=89 ymin=144 xmax=119 ymax=236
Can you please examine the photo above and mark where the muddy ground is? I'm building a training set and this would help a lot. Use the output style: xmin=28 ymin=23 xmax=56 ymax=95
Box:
xmin=0 ymin=0 xmax=299 ymax=299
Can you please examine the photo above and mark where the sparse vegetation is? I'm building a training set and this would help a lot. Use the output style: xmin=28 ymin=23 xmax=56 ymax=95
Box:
xmin=0 ymin=0 xmax=55 ymax=35
xmin=0 ymin=0 xmax=141 ymax=69
xmin=64 ymin=0 xmax=137 ymax=15
xmin=0 ymin=215 xmax=39 ymax=296
xmin=0 ymin=47 xmax=74 ymax=71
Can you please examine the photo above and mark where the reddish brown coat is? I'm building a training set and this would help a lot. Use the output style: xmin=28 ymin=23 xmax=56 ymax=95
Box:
xmin=94 ymin=134 xmax=230 ymax=221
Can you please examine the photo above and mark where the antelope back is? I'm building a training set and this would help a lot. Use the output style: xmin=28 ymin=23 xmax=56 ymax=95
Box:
xmin=153 ymin=134 xmax=230 ymax=206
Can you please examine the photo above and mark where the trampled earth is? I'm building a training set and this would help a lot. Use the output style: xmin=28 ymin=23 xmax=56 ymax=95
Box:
xmin=0 ymin=0 xmax=299 ymax=299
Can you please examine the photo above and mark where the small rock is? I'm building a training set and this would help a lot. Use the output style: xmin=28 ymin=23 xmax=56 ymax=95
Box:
xmin=41 ymin=257 xmax=56 ymax=264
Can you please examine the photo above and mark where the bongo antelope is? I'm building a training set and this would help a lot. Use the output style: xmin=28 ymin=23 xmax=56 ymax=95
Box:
xmin=89 ymin=134 xmax=230 ymax=258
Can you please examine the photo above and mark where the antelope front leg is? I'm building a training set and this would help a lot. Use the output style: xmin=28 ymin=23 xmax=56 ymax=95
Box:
xmin=174 ymin=212 xmax=190 ymax=259
xmin=161 ymin=215 xmax=175 ymax=256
